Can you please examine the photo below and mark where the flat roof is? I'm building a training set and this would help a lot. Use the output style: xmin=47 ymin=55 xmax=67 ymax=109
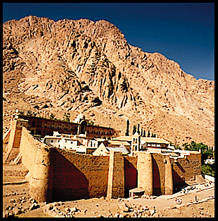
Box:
xmin=108 ymin=140 xmax=130 ymax=146
xmin=141 ymin=137 xmax=170 ymax=144
xmin=112 ymin=136 xmax=133 ymax=142
xmin=112 ymin=135 xmax=170 ymax=144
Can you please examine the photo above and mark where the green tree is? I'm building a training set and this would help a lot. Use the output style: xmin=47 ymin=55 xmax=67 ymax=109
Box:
xmin=147 ymin=130 xmax=150 ymax=137
xmin=64 ymin=112 xmax=70 ymax=122
xmin=50 ymin=113 xmax=56 ymax=120
xmin=137 ymin=124 xmax=140 ymax=134
xmin=132 ymin=125 xmax=137 ymax=135
xmin=87 ymin=120 xmax=94 ymax=126
xmin=125 ymin=119 xmax=130 ymax=136
xmin=183 ymin=141 xmax=215 ymax=176
xmin=202 ymin=164 xmax=215 ymax=177
xmin=175 ymin=145 xmax=181 ymax=150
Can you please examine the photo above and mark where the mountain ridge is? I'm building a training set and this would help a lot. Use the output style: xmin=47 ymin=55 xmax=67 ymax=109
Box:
xmin=3 ymin=16 xmax=214 ymax=147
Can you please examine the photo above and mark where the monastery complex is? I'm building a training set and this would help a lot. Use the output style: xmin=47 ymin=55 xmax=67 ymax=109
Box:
xmin=3 ymin=113 xmax=202 ymax=202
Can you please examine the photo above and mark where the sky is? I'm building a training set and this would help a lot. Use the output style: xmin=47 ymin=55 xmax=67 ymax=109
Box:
xmin=3 ymin=3 xmax=214 ymax=80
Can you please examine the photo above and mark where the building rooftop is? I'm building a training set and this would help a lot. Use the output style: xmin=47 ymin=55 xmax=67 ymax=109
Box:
xmin=106 ymin=146 xmax=129 ymax=154
xmin=108 ymin=140 xmax=130 ymax=146
xmin=141 ymin=137 xmax=170 ymax=144
xmin=112 ymin=136 xmax=133 ymax=142
xmin=112 ymin=135 xmax=170 ymax=144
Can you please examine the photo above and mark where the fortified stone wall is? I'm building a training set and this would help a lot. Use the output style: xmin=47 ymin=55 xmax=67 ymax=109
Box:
xmin=123 ymin=153 xmax=202 ymax=196
xmin=19 ymin=126 xmax=53 ymax=202
xmin=3 ymin=129 xmax=11 ymax=152
xmin=151 ymin=153 xmax=201 ymax=194
xmin=152 ymin=153 xmax=165 ymax=195
xmin=20 ymin=127 xmax=45 ymax=173
xmin=4 ymin=119 xmax=28 ymax=163
xmin=49 ymin=149 xmax=110 ymax=201
xmin=3 ymin=118 xmax=202 ymax=202
xmin=171 ymin=153 xmax=201 ymax=189
xmin=107 ymin=151 xmax=125 ymax=199
xmin=124 ymin=156 xmax=137 ymax=197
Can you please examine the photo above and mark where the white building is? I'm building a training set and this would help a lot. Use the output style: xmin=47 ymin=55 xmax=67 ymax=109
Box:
xmin=92 ymin=143 xmax=129 ymax=156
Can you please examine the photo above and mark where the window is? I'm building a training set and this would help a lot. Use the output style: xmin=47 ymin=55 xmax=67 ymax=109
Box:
xmin=50 ymin=140 xmax=53 ymax=143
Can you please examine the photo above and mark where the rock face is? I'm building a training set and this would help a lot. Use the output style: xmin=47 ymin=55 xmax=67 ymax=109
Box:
xmin=3 ymin=16 xmax=214 ymax=146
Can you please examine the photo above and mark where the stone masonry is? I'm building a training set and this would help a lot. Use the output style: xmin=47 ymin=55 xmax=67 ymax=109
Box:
xmin=3 ymin=118 xmax=202 ymax=202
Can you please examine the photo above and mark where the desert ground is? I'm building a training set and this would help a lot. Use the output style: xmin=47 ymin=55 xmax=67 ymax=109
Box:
xmin=3 ymin=163 xmax=215 ymax=218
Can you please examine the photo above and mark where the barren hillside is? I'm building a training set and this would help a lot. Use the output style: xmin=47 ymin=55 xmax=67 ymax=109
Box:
xmin=3 ymin=16 xmax=214 ymax=146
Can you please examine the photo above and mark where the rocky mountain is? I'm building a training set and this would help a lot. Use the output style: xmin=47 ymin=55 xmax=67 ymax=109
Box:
xmin=3 ymin=16 xmax=214 ymax=147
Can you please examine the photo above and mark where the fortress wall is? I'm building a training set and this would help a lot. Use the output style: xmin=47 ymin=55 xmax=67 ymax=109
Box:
xmin=20 ymin=127 xmax=53 ymax=202
xmin=107 ymin=151 xmax=125 ymax=198
xmin=171 ymin=153 xmax=201 ymax=189
xmin=18 ymin=127 xmax=202 ymax=201
xmin=3 ymin=118 xmax=202 ymax=202
xmin=4 ymin=119 xmax=29 ymax=163
xmin=137 ymin=152 xmax=153 ymax=195
xmin=49 ymin=149 xmax=110 ymax=201
xmin=4 ymin=120 xmax=17 ymax=162
xmin=152 ymin=153 xmax=166 ymax=195
xmin=151 ymin=153 xmax=201 ymax=194
xmin=24 ymin=147 xmax=201 ymax=201
xmin=3 ymin=129 xmax=11 ymax=152
xmin=123 ymin=156 xmax=137 ymax=196
xmin=123 ymin=153 xmax=201 ymax=196
xmin=20 ymin=127 xmax=46 ymax=173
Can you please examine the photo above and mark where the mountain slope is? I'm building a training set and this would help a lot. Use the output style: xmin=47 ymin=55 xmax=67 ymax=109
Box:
xmin=3 ymin=16 xmax=214 ymax=146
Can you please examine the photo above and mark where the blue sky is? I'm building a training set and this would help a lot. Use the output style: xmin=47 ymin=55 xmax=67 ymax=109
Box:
xmin=3 ymin=3 xmax=214 ymax=80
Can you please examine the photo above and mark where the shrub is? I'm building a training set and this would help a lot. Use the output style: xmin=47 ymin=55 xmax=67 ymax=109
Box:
xmin=202 ymin=164 xmax=215 ymax=177
xmin=183 ymin=141 xmax=215 ymax=177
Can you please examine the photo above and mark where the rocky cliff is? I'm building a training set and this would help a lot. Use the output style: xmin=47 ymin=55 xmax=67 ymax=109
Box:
xmin=3 ymin=16 xmax=214 ymax=146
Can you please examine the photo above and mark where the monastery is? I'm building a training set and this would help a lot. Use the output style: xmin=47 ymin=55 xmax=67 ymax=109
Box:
xmin=3 ymin=113 xmax=202 ymax=202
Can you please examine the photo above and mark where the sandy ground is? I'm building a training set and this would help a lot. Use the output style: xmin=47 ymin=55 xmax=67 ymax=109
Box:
xmin=2 ymin=163 xmax=215 ymax=218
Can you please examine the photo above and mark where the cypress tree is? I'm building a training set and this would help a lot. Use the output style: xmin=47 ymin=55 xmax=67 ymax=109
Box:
xmin=137 ymin=124 xmax=140 ymax=133
xmin=133 ymin=125 xmax=137 ymax=135
xmin=125 ymin=119 xmax=130 ymax=136
xmin=147 ymin=130 xmax=150 ymax=137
